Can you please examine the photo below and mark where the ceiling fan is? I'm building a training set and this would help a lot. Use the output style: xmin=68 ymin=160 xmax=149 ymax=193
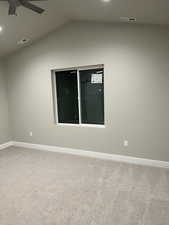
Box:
xmin=0 ymin=0 xmax=45 ymax=15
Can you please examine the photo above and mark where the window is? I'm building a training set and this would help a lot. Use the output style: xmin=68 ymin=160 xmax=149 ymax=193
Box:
xmin=55 ymin=70 xmax=79 ymax=124
xmin=53 ymin=65 xmax=104 ymax=126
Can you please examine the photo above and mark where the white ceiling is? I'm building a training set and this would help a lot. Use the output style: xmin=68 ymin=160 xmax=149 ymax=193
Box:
xmin=0 ymin=0 xmax=169 ymax=57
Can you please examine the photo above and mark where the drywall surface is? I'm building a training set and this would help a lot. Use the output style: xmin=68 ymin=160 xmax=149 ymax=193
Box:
xmin=0 ymin=61 xmax=10 ymax=144
xmin=6 ymin=22 xmax=169 ymax=161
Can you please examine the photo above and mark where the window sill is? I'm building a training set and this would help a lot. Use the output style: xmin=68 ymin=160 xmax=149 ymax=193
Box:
xmin=57 ymin=123 xmax=105 ymax=128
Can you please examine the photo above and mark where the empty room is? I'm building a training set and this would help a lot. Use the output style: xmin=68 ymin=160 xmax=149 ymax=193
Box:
xmin=0 ymin=0 xmax=169 ymax=224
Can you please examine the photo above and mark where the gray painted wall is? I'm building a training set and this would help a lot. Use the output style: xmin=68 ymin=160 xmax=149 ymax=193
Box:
xmin=6 ymin=22 xmax=169 ymax=161
xmin=0 ymin=61 xmax=10 ymax=144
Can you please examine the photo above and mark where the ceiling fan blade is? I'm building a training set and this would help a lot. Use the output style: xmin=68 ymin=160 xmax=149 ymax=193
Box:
xmin=8 ymin=0 xmax=17 ymax=15
xmin=8 ymin=4 xmax=16 ymax=14
xmin=19 ymin=0 xmax=44 ymax=14
xmin=0 ymin=0 xmax=47 ymax=2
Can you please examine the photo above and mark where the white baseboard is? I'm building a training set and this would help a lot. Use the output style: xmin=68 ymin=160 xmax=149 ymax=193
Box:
xmin=0 ymin=141 xmax=13 ymax=150
xmin=12 ymin=141 xmax=169 ymax=169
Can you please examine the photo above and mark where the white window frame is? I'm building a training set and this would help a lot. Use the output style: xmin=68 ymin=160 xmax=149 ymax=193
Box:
xmin=51 ymin=64 xmax=105 ymax=128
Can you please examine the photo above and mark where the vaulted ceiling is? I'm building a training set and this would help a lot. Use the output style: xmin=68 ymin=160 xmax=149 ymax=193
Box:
xmin=0 ymin=0 xmax=169 ymax=57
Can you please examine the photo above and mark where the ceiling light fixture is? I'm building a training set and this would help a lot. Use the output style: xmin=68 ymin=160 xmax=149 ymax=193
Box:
xmin=101 ymin=0 xmax=111 ymax=3
xmin=0 ymin=26 xmax=3 ymax=32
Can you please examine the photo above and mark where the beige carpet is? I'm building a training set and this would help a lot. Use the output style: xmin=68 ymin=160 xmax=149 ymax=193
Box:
xmin=0 ymin=147 xmax=169 ymax=225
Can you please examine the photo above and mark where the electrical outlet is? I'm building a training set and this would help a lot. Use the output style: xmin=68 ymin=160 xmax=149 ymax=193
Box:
xmin=124 ymin=140 xmax=128 ymax=147
xmin=29 ymin=132 xmax=33 ymax=137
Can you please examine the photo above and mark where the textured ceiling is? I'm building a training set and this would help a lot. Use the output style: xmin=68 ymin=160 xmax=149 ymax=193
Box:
xmin=0 ymin=0 xmax=169 ymax=57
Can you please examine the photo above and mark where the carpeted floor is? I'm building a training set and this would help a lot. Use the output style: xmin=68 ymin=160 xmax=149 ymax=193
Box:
xmin=0 ymin=147 xmax=169 ymax=225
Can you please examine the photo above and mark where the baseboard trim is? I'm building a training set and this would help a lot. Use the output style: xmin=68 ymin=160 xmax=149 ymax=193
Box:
xmin=12 ymin=141 xmax=169 ymax=169
xmin=0 ymin=141 xmax=13 ymax=150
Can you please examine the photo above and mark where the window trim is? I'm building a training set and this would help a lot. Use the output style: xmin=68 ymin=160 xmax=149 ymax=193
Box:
xmin=51 ymin=64 xmax=105 ymax=127
xmin=57 ymin=123 xmax=105 ymax=128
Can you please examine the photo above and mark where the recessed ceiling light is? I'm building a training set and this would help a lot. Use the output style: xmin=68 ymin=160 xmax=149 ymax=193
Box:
xmin=17 ymin=38 xmax=30 ymax=45
xmin=0 ymin=26 xmax=3 ymax=32
xmin=101 ymin=0 xmax=111 ymax=3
